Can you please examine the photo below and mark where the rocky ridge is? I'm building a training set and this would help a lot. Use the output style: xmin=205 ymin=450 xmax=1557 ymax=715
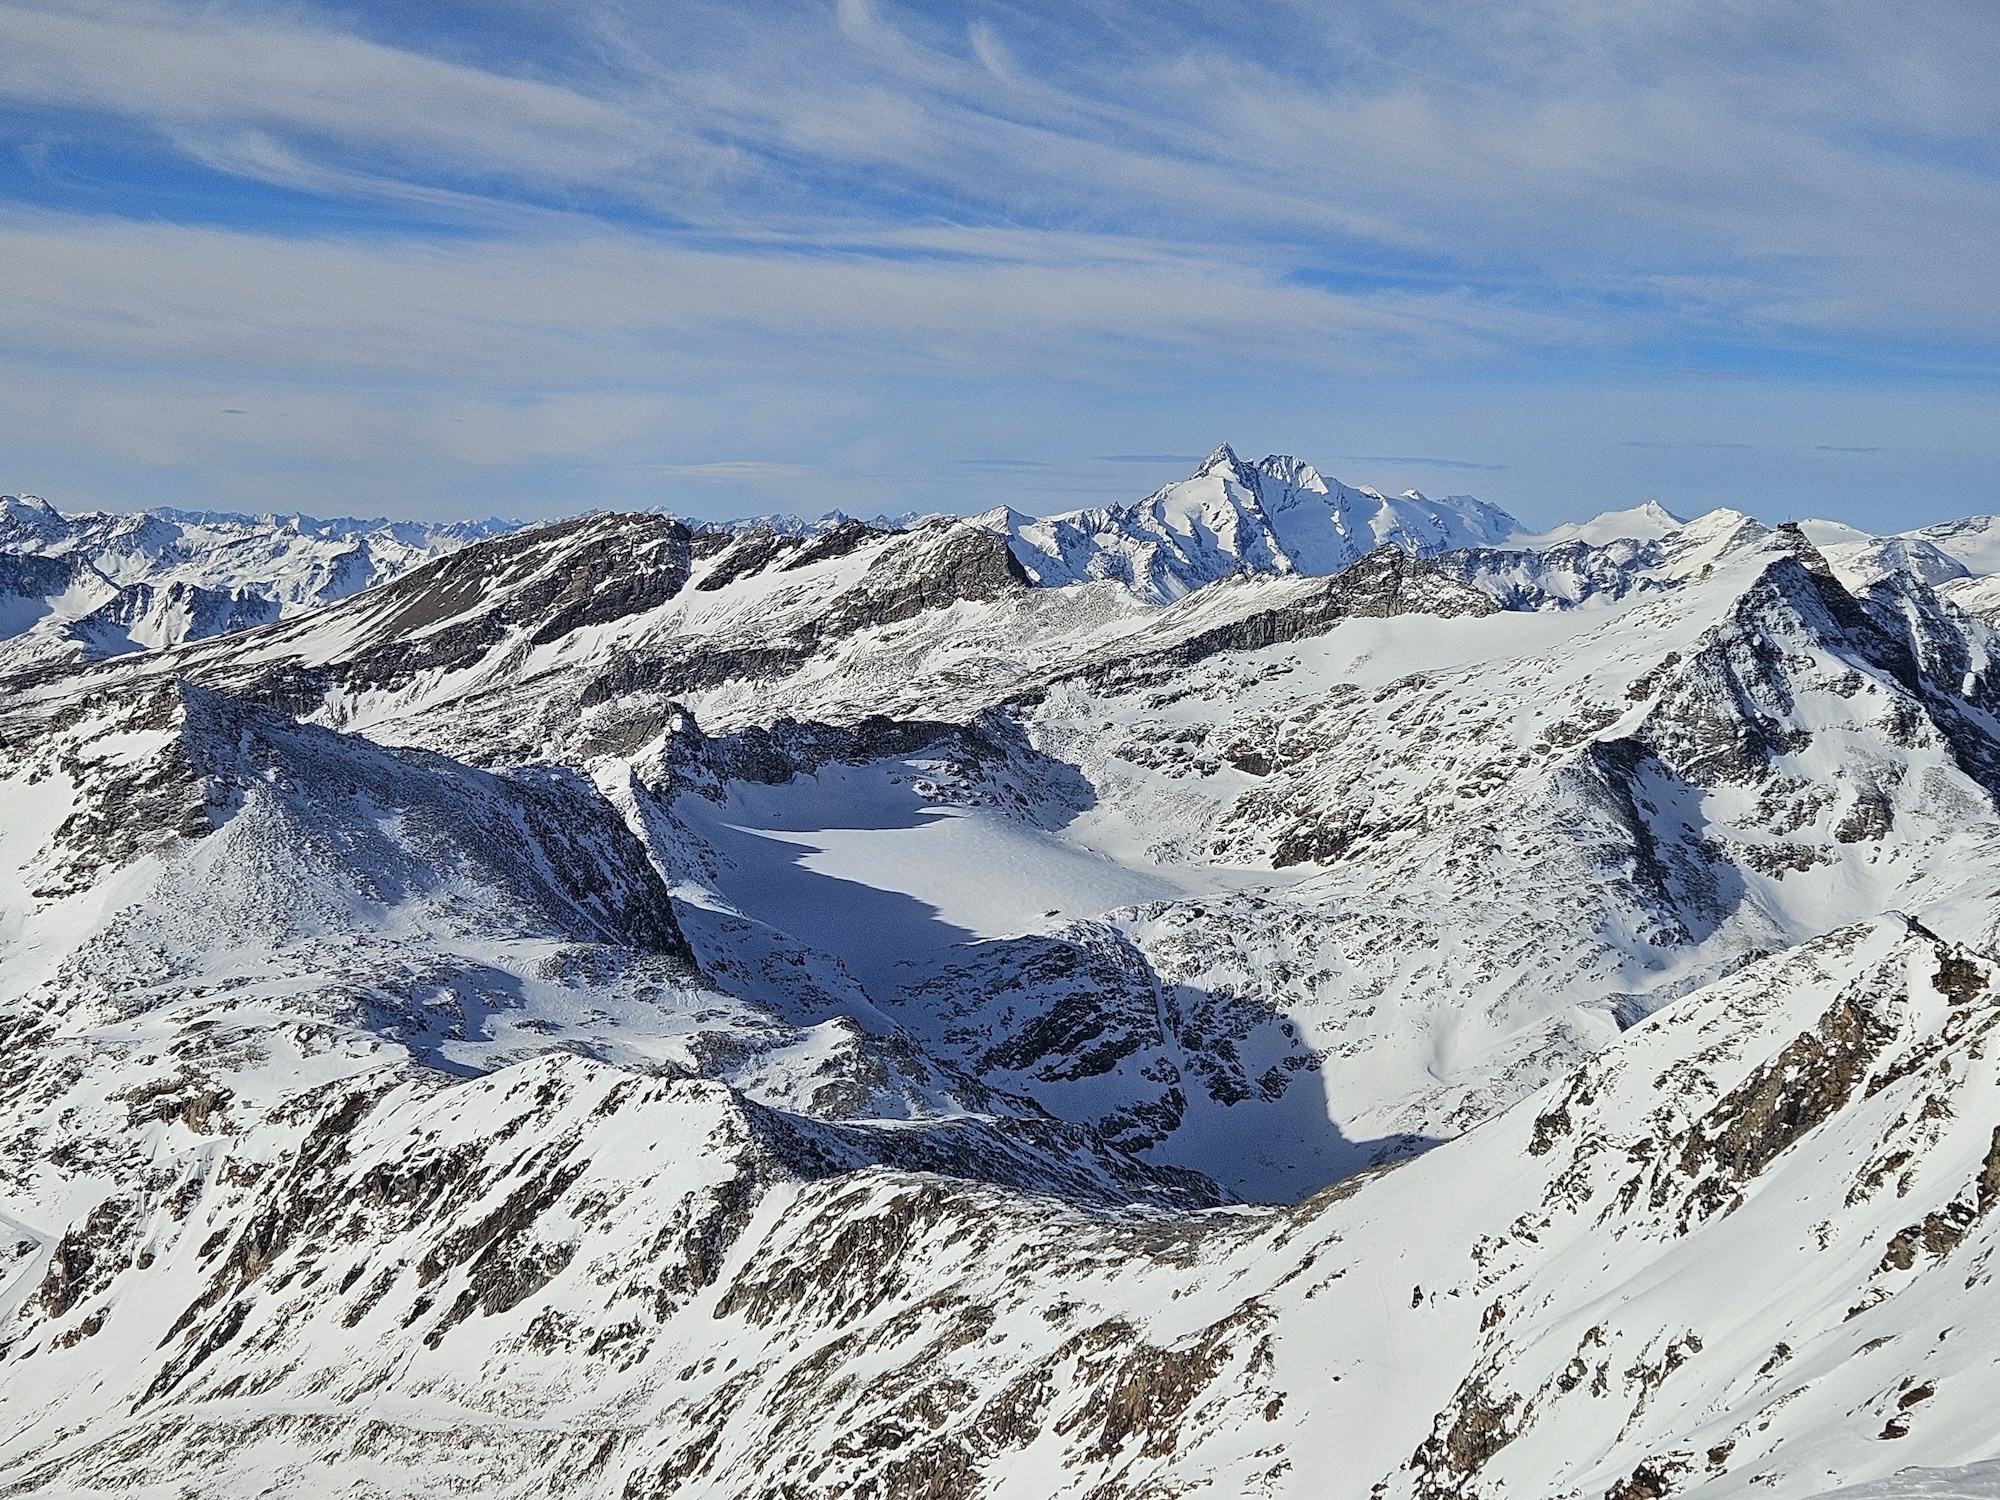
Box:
xmin=8 ymin=453 xmax=2000 ymax=1496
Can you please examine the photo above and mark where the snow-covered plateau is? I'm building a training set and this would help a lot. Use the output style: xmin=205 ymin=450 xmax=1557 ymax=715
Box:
xmin=7 ymin=447 xmax=2000 ymax=1497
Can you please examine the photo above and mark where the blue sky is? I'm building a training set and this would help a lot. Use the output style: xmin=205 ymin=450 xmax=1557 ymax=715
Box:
xmin=0 ymin=0 xmax=1996 ymax=530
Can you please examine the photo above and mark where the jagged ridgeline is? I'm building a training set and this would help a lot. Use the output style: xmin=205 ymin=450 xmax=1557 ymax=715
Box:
xmin=8 ymin=453 xmax=2000 ymax=1497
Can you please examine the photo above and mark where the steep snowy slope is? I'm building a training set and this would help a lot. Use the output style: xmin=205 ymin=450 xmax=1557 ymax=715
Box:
xmin=1908 ymin=515 xmax=2000 ymax=577
xmin=981 ymin=445 xmax=1294 ymax=602
xmin=0 ymin=673 xmax=1213 ymax=1203
xmin=1252 ymin=451 xmax=1519 ymax=572
xmin=5 ymin=892 xmax=2000 ymax=1497
xmin=0 ymin=551 xmax=125 ymax=670
xmin=0 ymin=547 xmax=279 ymax=676
xmin=18 ymin=500 xmax=2000 ymax=1204
xmin=958 ymin=526 xmax=2000 ymax=1186
xmin=1514 ymin=500 xmax=1687 ymax=546
xmin=12 ymin=481 xmax=2000 ymax=1497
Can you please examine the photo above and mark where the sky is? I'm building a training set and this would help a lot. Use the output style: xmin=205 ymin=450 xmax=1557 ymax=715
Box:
xmin=0 ymin=0 xmax=1996 ymax=531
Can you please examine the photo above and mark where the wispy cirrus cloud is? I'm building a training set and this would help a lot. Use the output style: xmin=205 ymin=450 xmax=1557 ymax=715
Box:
xmin=0 ymin=0 xmax=677 ymax=194
xmin=0 ymin=205 xmax=1603 ymax=387
xmin=0 ymin=0 xmax=1994 ymax=525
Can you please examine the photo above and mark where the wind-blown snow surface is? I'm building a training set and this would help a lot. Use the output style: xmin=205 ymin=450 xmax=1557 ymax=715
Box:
xmin=12 ymin=453 xmax=2000 ymax=1496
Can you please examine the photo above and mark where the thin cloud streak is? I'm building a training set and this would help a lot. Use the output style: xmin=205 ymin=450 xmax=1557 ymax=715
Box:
xmin=1330 ymin=455 xmax=1510 ymax=471
xmin=651 ymin=461 xmax=824 ymax=482
xmin=1619 ymin=440 xmax=1761 ymax=451
xmin=1 ymin=0 xmax=1994 ymax=346
xmin=0 ymin=209 xmax=1599 ymax=385
xmin=0 ymin=0 xmax=1993 ymax=525
xmin=0 ymin=0 xmax=677 ymax=190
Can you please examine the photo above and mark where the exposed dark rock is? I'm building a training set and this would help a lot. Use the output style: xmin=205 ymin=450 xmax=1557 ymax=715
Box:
xmin=1605 ymin=1461 xmax=1681 ymax=1500
xmin=1431 ymin=538 xmax=1670 ymax=611
xmin=1061 ymin=1300 xmax=1271 ymax=1461
xmin=1679 ymin=994 xmax=1897 ymax=1187
xmin=713 ymin=1185 xmax=950 ymax=1330
xmin=1146 ymin=547 xmax=1498 ymax=676
xmin=578 ymin=638 xmax=823 ymax=707
xmin=1412 ymin=1374 xmax=1524 ymax=1500
xmin=0 ymin=549 xmax=93 ymax=602
xmin=1835 ymin=789 xmax=1896 ymax=843
xmin=582 ymin=525 xmax=1025 ymax=709
xmin=34 ymin=1198 xmax=136 ymax=1320
xmin=223 ymin=513 xmax=694 ymax=712
xmin=22 ymin=679 xmax=699 ymax=967
xmin=824 ymin=524 xmax=1028 ymax=635
xmin=751 ymin=1104 xmax=1225 ymax=1211
xmin=702 ymin=715 xmax=972 ymax=787
xmin=1935 ymin=952 xmax=1990 ymax=1008
xmin=30 ymin=685 xmax=214 ymax=899
xmin=692 ymin=528 xmax=802 ymax=591
xmin=781 ymin=518 xmax=890 ymax=572
xmin=1978 ymin=1127 xmax=2000 ymax=1217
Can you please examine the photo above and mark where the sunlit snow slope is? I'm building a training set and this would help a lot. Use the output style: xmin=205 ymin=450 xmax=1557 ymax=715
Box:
xmin=9 ymin=450 xmax=2000 ymax=1498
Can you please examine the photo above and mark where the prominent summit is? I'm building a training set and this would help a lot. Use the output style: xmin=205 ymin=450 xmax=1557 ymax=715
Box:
xmin=11 ymin=462 xmax=2000 ymax=1498
xmin=1193 ymin=440 xmax=1252 ymax=479
xmin=990 ymin=445 xmax=1524 ymax=602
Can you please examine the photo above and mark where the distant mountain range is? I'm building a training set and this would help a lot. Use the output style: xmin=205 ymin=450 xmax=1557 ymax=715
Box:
xmin=6 ymin=451 xmax=2000 ymax=1498
xmin=0 ymin=493 xmax=517 ymax=674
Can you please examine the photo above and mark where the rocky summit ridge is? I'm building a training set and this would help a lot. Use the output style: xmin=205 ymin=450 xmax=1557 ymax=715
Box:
xmin=7 ymin=452 xmax=2000 ymax=1497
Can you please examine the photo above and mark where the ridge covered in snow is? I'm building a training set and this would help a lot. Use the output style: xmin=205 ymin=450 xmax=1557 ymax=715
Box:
xmin=0 ymin=494 xmax=522 ymax=672
xmin=1512 ymin=498 xmax=1687 ymax=547
xmin=10 ymin=453 xmax=2000 ymax=1496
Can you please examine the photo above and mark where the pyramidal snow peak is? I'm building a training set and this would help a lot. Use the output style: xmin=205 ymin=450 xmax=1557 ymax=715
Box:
xmin=9 ymin=455 xmax=2000 ymax=1497
xmin=992 ymin=446 xmax=1519 ymax=602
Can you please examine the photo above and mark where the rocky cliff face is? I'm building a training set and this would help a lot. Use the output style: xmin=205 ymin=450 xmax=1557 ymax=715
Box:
xmin=10 ymin=468 xmax=2000 ymax=1497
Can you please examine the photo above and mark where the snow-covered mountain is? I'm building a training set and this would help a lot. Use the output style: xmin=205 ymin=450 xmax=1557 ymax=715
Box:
xmin=11 ymin=457 xmax=2000 ymax=1496
xmin=1512 ymin=498 xmax=1686 ymax=546
xmin=0 ymin=494 xmax=520 ymax=672
xmin=984 ymin=445 xmax=1521 ymax=602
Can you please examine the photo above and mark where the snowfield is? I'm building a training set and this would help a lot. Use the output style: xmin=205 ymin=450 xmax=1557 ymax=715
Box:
xmin=6 ymin=451 xmax=2000 ymax=1497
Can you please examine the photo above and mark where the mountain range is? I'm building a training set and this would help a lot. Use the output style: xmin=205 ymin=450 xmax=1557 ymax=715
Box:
xmin=5 ymin=449 xmax=2000 ymax=1498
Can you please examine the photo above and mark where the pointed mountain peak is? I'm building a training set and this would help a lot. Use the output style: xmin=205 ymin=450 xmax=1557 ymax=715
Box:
xmin=969 ymin=505 xmax=1036 ymax=534
xmin=1673 ymin=507 xmax=1765 ymax=544
xmin=1773 ymin=521 xmax=1840 ymax=580
xmin=1195 ymin=444 xmax=1252 ymax=482
xmin=1651 ymin=507 xmax=1781 ymax=582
